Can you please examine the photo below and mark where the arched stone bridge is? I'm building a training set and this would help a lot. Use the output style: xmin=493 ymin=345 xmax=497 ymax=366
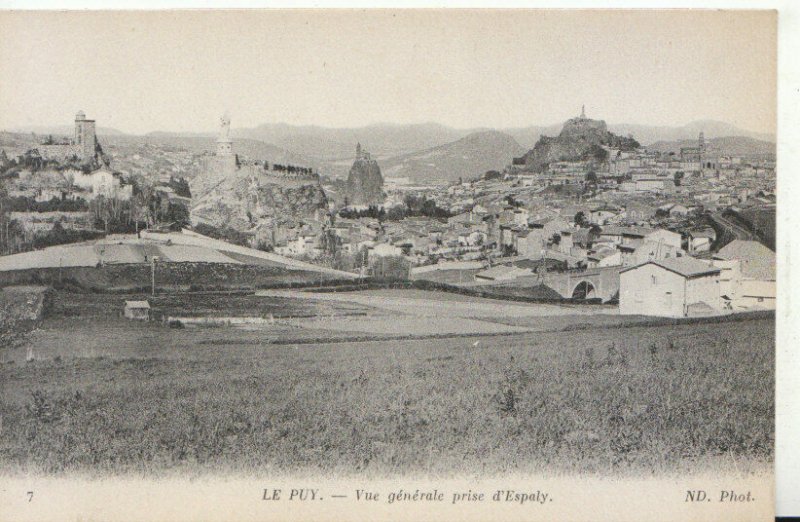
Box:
xmin=541 ymin=266 xmax=621 ymax=302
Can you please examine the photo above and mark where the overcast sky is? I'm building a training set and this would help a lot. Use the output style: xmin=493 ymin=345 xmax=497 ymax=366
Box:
xmin=0 ymin=9 xmax=777 ymax=135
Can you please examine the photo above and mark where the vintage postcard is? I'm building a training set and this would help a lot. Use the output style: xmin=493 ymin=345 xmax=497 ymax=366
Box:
xmin=0 ymin=6 xmax=790 ymax=521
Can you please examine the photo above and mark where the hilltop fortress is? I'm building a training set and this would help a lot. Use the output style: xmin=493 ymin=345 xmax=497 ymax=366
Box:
xmin=189 ymin=114 xmax=328 ymax=244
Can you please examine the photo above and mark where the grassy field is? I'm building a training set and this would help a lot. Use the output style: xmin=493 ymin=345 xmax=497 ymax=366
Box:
xmin=0 ymin=289 xmax=774 ymax=478
xmin=0 ymin=286 xmax=51 ymax=351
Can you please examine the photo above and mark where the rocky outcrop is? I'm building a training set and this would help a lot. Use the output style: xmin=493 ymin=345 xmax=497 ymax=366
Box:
xmin=516 ymin=116 xmax=640 ymax=173
xmin=190 ymin=159 xmax=328 ymax=240
xmin=345 ymin=147 xmax=384 ymax=206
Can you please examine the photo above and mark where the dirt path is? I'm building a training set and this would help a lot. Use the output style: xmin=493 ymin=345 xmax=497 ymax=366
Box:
xmin=257 ymin=289 xmax=618 ymax=319
xmin=254 ymin=289 xmax=619 ymax=336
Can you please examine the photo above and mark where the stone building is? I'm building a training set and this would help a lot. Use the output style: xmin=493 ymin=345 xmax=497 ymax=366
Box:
xmin=620 ymin=257 xmax=721 ymax=317
xmin=680 ymin=132 xmax=705 ymax=169
xmin=73 ymin=111 xmax=97 ymax=160
xmin=38 ymin=111 xmax=98 ymax=163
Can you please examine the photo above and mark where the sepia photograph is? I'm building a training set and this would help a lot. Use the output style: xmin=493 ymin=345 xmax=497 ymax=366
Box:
xmin=0 ymin=6 xmax=790 ymax=521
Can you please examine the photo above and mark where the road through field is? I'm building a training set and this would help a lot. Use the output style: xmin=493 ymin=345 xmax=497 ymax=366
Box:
xmin=258 ymin=289 xmax=617 ymax=318
xmin=256 ymin=289 xmax=619 ymax=336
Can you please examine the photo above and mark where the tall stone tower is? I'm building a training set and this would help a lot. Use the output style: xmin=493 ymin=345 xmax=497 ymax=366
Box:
xmin=74 ymin=111 xmax=96 ymax=160
xmin=698 ymin=131 xmax=706 ymax=165
xmin=216 ymin=112 xmax=233 ymax=156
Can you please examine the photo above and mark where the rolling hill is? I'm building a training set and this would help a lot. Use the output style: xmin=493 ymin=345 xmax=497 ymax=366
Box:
xmin=608 ymin=120 xmax=775 ymax=146
xmin=380 ymin=131 xmax=525 ymax=183
xmin=230 ymin=119 xmax=774 ymax=160
xmin=505 ymin=120 xmax=774 ymax=149
xmin=8 ymin=125 xmax=126 ymax=137
xmin=646 ymin=136 xmax=776 ymax=157
xmin=5 ymin=118 xmax=774 ymax=182
xmin=232 ymin=122 xmax=467 ymax=160
xmin=102 ymin=134 xmax=324 ymax=174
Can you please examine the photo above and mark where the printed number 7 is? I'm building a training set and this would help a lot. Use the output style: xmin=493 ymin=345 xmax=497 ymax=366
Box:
xmin=27 ymin=491 xmax=33 ymax=502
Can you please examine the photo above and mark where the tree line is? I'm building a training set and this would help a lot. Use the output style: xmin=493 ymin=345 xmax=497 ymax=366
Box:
xmin=0 ymin=175 xmax=193 ymax=255
xmin=338 ymin=195 xmax=452 ymax=222
xmin=270 ymin=163 xmax=315 ymax=175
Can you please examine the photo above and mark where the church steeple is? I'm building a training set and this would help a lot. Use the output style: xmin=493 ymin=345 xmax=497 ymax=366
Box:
xmin=580 ymin=104 xmax=586 ymax=119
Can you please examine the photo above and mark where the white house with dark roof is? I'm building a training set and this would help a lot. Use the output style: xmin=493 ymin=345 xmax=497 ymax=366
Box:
xmin=71 ymin=166 xmax=131 ymax=200
xmin=712 ymin=240 xmax=776 ymax=310
xmin=619 ymin=257 xmax=721 ymax=317
xmin=687 ymin=228 xmax=717 ymax=255
xmin=713 ymin=240 xmax=775 ymax=281
xmin=620 ymin=238 xmax=683 ymax=267
xmin=587 ymin=246 xmax=622 ymax=268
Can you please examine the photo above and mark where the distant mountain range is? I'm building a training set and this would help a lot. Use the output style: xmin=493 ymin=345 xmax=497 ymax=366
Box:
xmin=608 ymin=121 xmax=775 ymax=147
xmin=10 ymin=119 xmax=775 ymax=150
xmin=228 ymin=119 xmax=774 ymax=160
xmin=646 ymin=136 xmax=776 ymax=157
xmin=8 ymin=125 xmax=126 ymax=137
xmin=231 ymin=122 xmax=468 ymax=160
xmin=504 ymin=120 xmax=774 ymax=150
xmin=6 ymin=118 xmax=775 ymax=182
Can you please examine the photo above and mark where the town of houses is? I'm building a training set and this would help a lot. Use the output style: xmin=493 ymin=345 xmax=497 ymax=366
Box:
xmin=0 ymin=110 xmax=776 ymax=319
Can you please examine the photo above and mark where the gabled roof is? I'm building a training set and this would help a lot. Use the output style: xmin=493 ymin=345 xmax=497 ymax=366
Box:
xmin=600 ymin=225 xmax=656 ymax=237
xmin=587 ymin=247 xmax=618 ymax=261
xmin=621 ymin=226 xmax=657 ymax=237
xmin=125 ymin=300 xmax=150 ymax=309
xmin=687 ymin=228 xmax=716 ymax=239
xmin=714 ymin=240 xmax=775 ymax=280
xmin=621 ymin=257 xmax=720 ymax=278
xmin=528 ymin=216 xmax=570 ymax=229
xmin=599 ymin=225 xmax=626 ymax=236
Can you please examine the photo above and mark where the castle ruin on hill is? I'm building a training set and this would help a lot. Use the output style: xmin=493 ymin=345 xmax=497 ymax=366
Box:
xmin=36 ymin=111 xmax=100 ymax=164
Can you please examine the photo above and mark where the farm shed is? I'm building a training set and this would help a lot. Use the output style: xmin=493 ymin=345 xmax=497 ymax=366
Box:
xmin=124 ymin=300 xmax=151 ymax=321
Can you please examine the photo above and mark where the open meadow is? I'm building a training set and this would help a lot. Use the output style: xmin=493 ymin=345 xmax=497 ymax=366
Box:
xmin=0 ymin=288 xmax=774 ymax=478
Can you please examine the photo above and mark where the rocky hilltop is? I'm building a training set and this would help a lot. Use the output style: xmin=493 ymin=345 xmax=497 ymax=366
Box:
xmin=345 ymin=144 xmax=384 ymax=206
xmin=190 ymin=155 xmax=328 ymax=242
xmin=515 ymin=109 xmax=640 ymax=173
